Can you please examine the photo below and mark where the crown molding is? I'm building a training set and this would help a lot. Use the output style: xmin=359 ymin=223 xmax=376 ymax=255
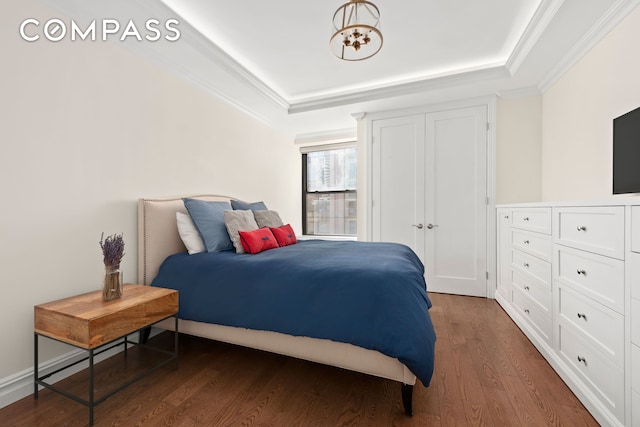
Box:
xmin=40 ymin=0 xmax=290 ymax=127
xmin=538 ymin=0 xmax=640 ymax=93
xmin=294 ymin=128 xmax=357 ymax=145
xmin=174 ymin=16 xmax=289 ymax=112
xmin=505 ymin=0 xmax=565 ymax=76
xmin=498 ymin=86 xmax=542 ymax=100
xmin=39 ymin=0 xmax=639 ymax=124
xmin=288 ymin=65 xmax=509 ymax=114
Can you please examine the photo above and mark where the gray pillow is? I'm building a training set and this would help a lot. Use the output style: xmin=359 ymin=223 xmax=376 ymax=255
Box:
xmin=224 ymin=210 xmax=259 ymax=253
xmin=183 ymin=198 xmax=233 ymax=252
xmin=254 ymin=210 xmax=284 ymax=228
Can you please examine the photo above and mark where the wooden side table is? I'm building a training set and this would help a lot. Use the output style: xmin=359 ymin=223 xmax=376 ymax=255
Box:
xmin=34 ymin=284 xmax=178 ymax=426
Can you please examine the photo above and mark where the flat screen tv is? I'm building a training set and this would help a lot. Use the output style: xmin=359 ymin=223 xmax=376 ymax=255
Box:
xmin=613 ymin=105 xmax=640 ymax=194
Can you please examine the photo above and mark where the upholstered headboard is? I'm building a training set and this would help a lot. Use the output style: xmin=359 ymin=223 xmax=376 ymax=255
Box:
xmin=137 ymin=195 xmax=233 ymax=285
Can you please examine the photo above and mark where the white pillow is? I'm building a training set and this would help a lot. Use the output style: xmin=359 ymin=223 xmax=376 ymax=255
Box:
xmin=176 ymin=211 xmax=206 ymax=254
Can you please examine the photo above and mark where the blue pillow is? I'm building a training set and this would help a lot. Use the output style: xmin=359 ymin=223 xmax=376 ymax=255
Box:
xmin=183 ymin=198 xmax=233 ymax=252
xmin=231 ymin=200 xmax=268 ymax=211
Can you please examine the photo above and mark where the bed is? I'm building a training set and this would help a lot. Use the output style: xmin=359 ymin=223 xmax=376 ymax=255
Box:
xmin=137 ymin=195 xmax=436 ymax=415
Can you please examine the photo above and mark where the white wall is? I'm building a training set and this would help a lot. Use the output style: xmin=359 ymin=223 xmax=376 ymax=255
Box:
xmin=496 ymin=96 xmax=543 ymax=204
xmin=0 ymin=0 xmax=299 ymax=383
xmin=541 ymin=5 xmax=640 ymax=201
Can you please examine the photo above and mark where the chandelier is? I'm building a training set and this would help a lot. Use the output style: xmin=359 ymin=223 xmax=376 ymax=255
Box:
xmin=330 ymin=0 xmax=382 ymax=61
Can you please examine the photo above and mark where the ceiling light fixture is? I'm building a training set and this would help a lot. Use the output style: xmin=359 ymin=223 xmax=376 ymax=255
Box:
xmin=330 ymin=0 xmax=382 ymax=61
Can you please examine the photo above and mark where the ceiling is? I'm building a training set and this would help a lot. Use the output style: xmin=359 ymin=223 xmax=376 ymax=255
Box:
xmin=42 ymin=0 xmax=640 ymax=137
xmin=162 ymin=0 xmax=542 ymax=102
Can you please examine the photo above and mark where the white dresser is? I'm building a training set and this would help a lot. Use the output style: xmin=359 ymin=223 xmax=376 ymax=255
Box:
xmin=496 ymin=200 xmax=640 ymax=427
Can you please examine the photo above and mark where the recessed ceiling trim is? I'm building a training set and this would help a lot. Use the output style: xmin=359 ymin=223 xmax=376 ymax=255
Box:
xmin=294 ymin=128 xmax=357 ymax=145
xmin=171 ymin=10 xmax=290 ymax=111
xmin=538 ymin=0 xmax=640 ymax=93
xmin=498 ymin=86 xmax=542 ymax=99
xmin=505 ymin=0 xmax=565 ymax=76
xmin=288 ymin=65 xmax=510 ymax=114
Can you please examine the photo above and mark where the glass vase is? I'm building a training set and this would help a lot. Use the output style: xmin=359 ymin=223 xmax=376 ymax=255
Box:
xmin=102 ymin=264 xmax=122 ymax=301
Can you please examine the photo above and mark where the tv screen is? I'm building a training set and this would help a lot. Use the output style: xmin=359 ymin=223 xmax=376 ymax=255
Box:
xmin=613 ymin=105 xmax=640 ymax=194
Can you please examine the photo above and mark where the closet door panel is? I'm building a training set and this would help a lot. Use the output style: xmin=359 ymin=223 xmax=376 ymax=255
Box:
xmin=371 ymin=114 xmax=426 ymax=261
xmin=370 ymin=105 xmax=487 ymax=297
xmin=425 ymin=106 xmax=487 ymax=296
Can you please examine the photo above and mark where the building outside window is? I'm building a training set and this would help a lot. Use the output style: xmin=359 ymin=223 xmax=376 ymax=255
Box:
xmin=302 ymin=146 xmax=356 ymax=236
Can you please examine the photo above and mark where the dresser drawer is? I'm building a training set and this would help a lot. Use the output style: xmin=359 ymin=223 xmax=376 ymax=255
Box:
xmin=632 ymin=206 xmax=640 ymax=253
xmin=634 ymin=389 xmax=640 ymax=427
xmin=512 ymin=249 xmax=551 ymax=290
xmin=631 ymin=251 xmax=640 ymax=300
xmin=555 ymin=245 xmax=624 ymax=313
xmin=512 ymin=269 xmax=551 ymax=312
xmin=557 ymin=284 xmax=623 ymax=367
xmin=557 ymin=324 xmax=624 ymax=421
xmin=511 ymin=229 xmax=552 ymax=262
xmin=633 ymin=344 xmax=640 ymax=391
xmin=632 ymin=345 xmax=640 ymax=425
xmin=511 ymin=208 xmax=551 ymax=234
xmin=553 ymin=206 xmax=624 ymax=259
xmin=633 ymin=298 xmax=640 ymax=347
xmin=512 ymin=287 xmax=551 ymax=345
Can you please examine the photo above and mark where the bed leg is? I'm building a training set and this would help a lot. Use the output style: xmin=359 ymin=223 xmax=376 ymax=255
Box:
xmin=401 ymin=384 xmax=413 ymax=416
xmin=139 ymin=327 xmax=151 ymax=344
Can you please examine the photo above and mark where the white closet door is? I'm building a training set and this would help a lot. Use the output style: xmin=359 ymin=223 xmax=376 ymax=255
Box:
xmin=372 ymin=114 xmax=426 ymax=261
xmin=425 ymin=106 xmax=487 ymax=296
xmin=371 ymin=105 xmax=487 ymax=297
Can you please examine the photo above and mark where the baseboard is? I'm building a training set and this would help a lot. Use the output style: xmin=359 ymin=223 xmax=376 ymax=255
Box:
xmin=0 ymin=327 xmax=163 ymax=410
xmin=495 ymin=293 xmax=623 ymax=427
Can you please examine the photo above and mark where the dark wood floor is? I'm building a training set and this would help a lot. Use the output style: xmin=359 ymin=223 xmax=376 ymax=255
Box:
xmin=4 ymin=293 xmax=598 ymax=426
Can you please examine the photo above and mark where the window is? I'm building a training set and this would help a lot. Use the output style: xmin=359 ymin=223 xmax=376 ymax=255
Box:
xmin=302 ymin=146 xmax=356 ymax=236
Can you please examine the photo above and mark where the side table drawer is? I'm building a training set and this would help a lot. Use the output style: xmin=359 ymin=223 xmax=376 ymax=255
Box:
xmin=555 ymin=245 xmax=624 ymax=314
xmin=511 ymin=208 xmax=551 ymax=234
xmin=35 ymin=284 xmax=179 ymax=349
xmin=553 ymin=206 xmax=624 ymax=259
xmin=512 ymin=229 xmax=552 ymax=262
xmin=557 ymin=284 xmax=623 ymax=367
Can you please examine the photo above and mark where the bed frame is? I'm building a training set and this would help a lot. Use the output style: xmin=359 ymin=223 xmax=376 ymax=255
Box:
xmin=137 ymin=195 xmax=417 ymax=415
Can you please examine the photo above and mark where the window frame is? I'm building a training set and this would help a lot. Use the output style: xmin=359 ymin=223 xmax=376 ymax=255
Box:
xmin=301 ymin=143 xmax=357 ymax=236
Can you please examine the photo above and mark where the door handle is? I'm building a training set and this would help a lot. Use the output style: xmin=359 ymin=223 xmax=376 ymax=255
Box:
xmin=426 ymin=224 xmax=439 ymax=229
xmin=412 ymin=224 xmax=424 ymax=229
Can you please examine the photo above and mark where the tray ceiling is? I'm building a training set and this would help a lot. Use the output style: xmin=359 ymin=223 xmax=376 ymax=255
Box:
xmin=38 ymin=0 xmax=640 ymax=134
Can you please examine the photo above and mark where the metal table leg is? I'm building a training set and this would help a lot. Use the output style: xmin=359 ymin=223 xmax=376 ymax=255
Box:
xmin=34 ymin=333 xmax=38 ymax=399
xmin=89 ymin=349 xmax=94 ymax=426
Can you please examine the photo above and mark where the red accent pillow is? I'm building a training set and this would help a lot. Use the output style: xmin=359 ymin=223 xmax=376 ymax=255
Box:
xmin=270 ymin=224 xmax=297 ymax=247
xmin=239 ymin=228 xmax=279 ymax=254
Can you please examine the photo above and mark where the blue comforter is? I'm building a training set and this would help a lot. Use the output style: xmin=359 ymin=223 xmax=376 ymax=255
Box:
xmin=151 ymin=240 xmax=436 ymax=386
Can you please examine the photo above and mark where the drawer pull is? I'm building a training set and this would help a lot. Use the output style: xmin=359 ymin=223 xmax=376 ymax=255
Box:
xmin=577 ymin=313 xmax=587 ymax=320
xmin=524 ymin=240 xmax=530 ymax=245
xmin=524 ymin=286 xmax=530 ymax=291
xmin=523 ymin=263 xmax=529 ymax=268
xmin=576 ymin=225 xmax=587 ymax=232
xmin=504 ymin=215 xmax=509 ymax=219
xmin=577 ymin=356 xmax=587 ymax=365
xmin=524 ymin=308 xmax=530 ymax=314
xmin=576 ymin=269 xmax=587 ymax=276
xmin=523 ymin=217 xmax=530 ymax=221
